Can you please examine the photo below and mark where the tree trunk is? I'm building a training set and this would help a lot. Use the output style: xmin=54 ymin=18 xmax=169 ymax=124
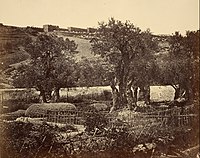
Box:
xmin=40 ymin=90 xmax=47 ymax=103
xmin=54 ymin=87 xmax=60 ymax=102
xmin=139 ymin=86 xmax=145 ymax=100
xmin=46 ymin=90 xmax=52 ymax=102
xmin=144 ymin=85 xmax=150 ymax=104
xmin=110 ymin=87 xmax=119 ymax=113
xmin=126 ymin=87 xmax=134 ymax=110
xmin=118 ymin=81 xmax=127 ymax=107
xmin=110 ymin=78 xmax=119 ymax=113
xmin=133 ymin=86 xmax=138 ymax=105
xmin=126 ymin=79 xmax=137 ymax=110
xmin=173 ymin=85 xmax=180 ymax=100
xmin=52 ymin=87 xmax=60 ymax=102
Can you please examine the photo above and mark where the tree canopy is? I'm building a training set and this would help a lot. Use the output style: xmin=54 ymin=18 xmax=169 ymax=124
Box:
xmin=12 ymin=34 xmax=78 ymax=102
xmin=159 ymin=30 xmax=199 ymax=101
xmin=91 ymin=18 xmax=158 ymax=110
xmin=76 ymin=57 xmax=112 ymax=87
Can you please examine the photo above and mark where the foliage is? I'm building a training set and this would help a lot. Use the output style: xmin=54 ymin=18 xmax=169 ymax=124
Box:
xmin=76 ymin=57 xmax=112 ymax=87
xmin=159 ymin=30 xmax=199 ymax=101
xmin=0 ymin=113 xmax=198 ymax=158
xmin=12 ymin=33 xmax=78 ymax=103
xmin=83 ymin=109 xmax=109 ymax=134
xmin=0 ymin=121 xmax=76 ymax=158
xmin=91 ymin=18 xmax=158 ymax=109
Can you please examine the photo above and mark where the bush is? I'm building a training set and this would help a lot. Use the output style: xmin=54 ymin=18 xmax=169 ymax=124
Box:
xmin=0 ymin=121 xmax=68 ymax=158
xmin=25 ymin=103 xmax=77 ymax=117
xmin=0 ymin=118 xmax=198 ymax=158
xmin=83 ymin=110 xmax=109 ymax=134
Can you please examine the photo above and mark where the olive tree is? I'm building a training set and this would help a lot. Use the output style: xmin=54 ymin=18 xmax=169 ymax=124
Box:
xmin=91 ymin=18 xmax=158 ymax=110
xmin=12 ymin=34 xmax=78 ymax=102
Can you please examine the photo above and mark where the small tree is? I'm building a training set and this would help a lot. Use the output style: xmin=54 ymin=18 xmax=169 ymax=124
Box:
xmin=12 ymin=34 xmax=78 ymax=102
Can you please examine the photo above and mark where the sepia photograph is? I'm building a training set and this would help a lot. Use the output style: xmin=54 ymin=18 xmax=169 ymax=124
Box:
xmin=0 ymin=0 xmax=199 ymax=157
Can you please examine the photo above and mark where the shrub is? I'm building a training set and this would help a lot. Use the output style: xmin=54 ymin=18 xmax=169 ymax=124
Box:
xmin=83 ymin=110 xmax=109 ymax=134
xmin=25 ymin=103 xmax=76 ymax=117
xmin=0 ymin=121 xmax=67 ymax=158
xmin=0 ymin=118 xmax=198 ymax=158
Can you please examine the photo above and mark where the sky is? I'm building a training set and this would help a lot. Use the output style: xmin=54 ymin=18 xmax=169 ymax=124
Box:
xmin=0 ymin=0 xmax=199 ymax=35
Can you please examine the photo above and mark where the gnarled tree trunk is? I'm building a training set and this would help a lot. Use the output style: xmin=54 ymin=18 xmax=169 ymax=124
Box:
xmin=39 ymin=89 xmax=47 ymax=103
xmin=144 ymin=85 xmax=150 ymax=105
xmin=110 ymin=78 xmax=119 ymax=113
xmin=52 ymin=87 xmax=60 ymax=102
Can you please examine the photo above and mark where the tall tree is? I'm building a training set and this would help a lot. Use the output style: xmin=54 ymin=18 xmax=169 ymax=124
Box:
xmin=166 ymin=31 xmax=199 ymax=101
xmin=12 ymin=34 xmax=78 ymax=102
xmin=91 ymin=18 xmax=158 ymax=110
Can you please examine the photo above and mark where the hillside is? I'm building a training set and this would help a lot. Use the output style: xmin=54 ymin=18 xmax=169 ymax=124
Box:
xmin=54 ymin=32 xmax=95 ymax=60
xmin=0 ymin=25 xmax=97 ymax=88
xmin=0 ymin=24 xmax=170 ymax=88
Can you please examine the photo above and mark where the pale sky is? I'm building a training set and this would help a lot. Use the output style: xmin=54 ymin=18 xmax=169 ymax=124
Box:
xmin=0 ymin=0 xmax=199 ymax=35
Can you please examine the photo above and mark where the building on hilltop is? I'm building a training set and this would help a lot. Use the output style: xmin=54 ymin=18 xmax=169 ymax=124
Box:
xmin=43 ymin=25 xmax=59 ymax=32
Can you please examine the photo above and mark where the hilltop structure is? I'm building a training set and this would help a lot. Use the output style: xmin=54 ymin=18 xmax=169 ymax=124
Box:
xmin=43 ymin=24 xmax=97 ymax=34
